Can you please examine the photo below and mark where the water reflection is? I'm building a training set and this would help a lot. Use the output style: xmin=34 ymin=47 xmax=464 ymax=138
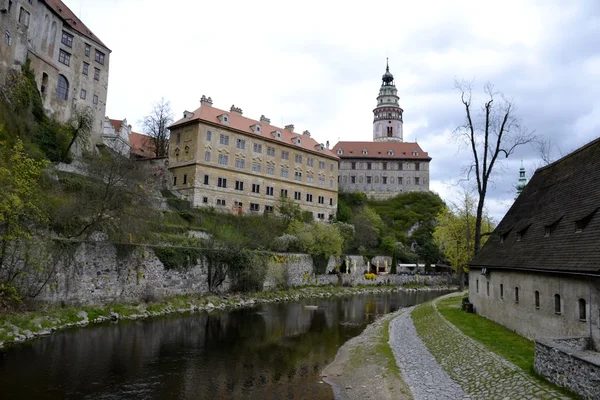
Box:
xmin=0 ymin=290 xmax=450 ymax=399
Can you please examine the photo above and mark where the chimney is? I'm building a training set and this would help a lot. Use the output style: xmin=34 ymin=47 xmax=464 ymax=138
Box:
xmin=260 ymin=115 xmax=271 ymax=124
xmin=230 ymin=105 xmax=243 ymax=115
xmin=302 ymin=130 xmax=311 ymax=137
xmin=285 ymin=124 xmax=295 ymax=132
xmin=183 ymin=110 xmax=194 ymax=119
xmin=200 ymin=95 xmax=213 ymax=106
xmin=326 ymin=140 xmax=330 ymax=149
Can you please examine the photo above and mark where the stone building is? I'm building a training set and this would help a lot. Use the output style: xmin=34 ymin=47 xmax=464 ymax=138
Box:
xmin=0 ymin=0 xmax=111 ymax=143
xmin=469 ymin=136 xmax=600 ymax=349
xmin=167 ymin=97 xmax=339 ymax=219
xmin=333 ymin=61 xmax=431 ymax=200
xmin=103 ymin=118 xmax=157 ymax=160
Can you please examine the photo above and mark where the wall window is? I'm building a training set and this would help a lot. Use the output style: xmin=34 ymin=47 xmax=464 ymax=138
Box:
xmin=203 ymin=175 xmax=209 ymax=185
xmin=235 ymin=158 xmax=245 ymax=169
xmin=94 ymin=68 xmax=100 ymax=81
xmin=329 ymin=198 xmax=333 ymax=206
xmin=281 ymin=168 xmax=289 ymax=178
xmin=415 ymin=162 xmax=420 ymax=171
xmin=398 ymin=176 xmax=403 ymax=185
xmin=267 ymin=146 xmax=275 ymax=156
xmin=295 ymin=154 xmax=302 ymax=163
xmin=56 ymin=75 xmax=69 ymax=100
xmin=398 ymin=163 xmax=403 ymax=171
xmin=85 ymin=44 xmax=91 ymax=57
xmin=476 ymin=279 xmax=479 ymax=293
xmin=80 ymin=89 xmax=86 ymax=99
xmin=267 ymin=166 xmax=274 ymax=175
xmin=61 ymin=31 xmax=73 ymax=47
xmin=350 ymin=176 xmax=356 ymax=184
xmin=330 ymin=164 xmax=334 ymax=171
xmin=82 ymin=62 xmax=89 ymax=75
xmin=366 ymin=176 xmax=372 ymax=184
xmin=486 ymin=281 xmax=489 ymax=296
xmin=280 ymin=189 xmax=288 ymax=198
xmin=173 ymin=176 xmax=177 ymax=186
xmin=58 ymin=49 xmax=71 ymax=66
xmin=317 ymin=213 xmax=325 ymax=220
xmin=252 ymin=184 xmax=260 ymax=194
xmin=579 ymin=299 xmax=587 ymax=321
xmin=266 ymin=186 xmax=274 ymax=196
xmin=235 ymin=180 xmax=244 ymax=191
xmin=236 ymin=138 xmax=245 ymax=149
xmin=4 ymin=30 xmax=10 ymax=46
xmin=307 ymin=175 xmax=314 ymax=184
xmin=330 ymin=179 xmax=334 ymax=188
xmin=500 ymin=284 xmax=504 ymax=299
xmin=415 ymin=177 xmax=420 ymax=185
xmin=252 ymin=163 xmax=261 ymax=172
xmin=216 ymin=199 xmax=226 ymax=206
xmin=382 ymin=177 xmax=387 ymax=184
xmin=250 ymin=203 xmax=260 ymax=212
xmin=204 ymin=151 xmax=211 ymax=162
xmin=367 ymin=162 xmax=372 ymax=170
xmin=220 ymin=134 xmax=229 ymax=145
xmin=535 ymin=291 xmax=540 ymax=309
xmin=253 ymin=143 xmax=262 ymax=153
xmin=95 ymin=50 xmax=105 ymax=64
xmin=319 ymin=177 xmax=325 ymax=186
xmin=351 ymin=162 xmax=356 ymax=170
xmin=218 ymin=154 xmax=228 ymax=165
xmin=19 ymin=7 xmax=30 ymax=27
xmin=515 ymin=287 xmax=519 ymax=303
xmin=183 ymin=174 xmax=187 ymax=185
xmin=281 ymin=151 xmax=289 ymax=160
xmin=294 ymin=191 xmax=301 ymax=200
xmin=93 ymin=95 xmax=98 ymax=104
xmin=306 ymin=193 xmax=313 ymax=202
xmin=264 ymin=205 xmax=274 ymax=213
xmin=554 ymin=294 xmax=561 ymax=314
xmin=307 ymin=157 xmax=314 ymax=167
xmin=318 ymin=196 xmax=324 ymax=204
xmin=217 ymin=177 xmax=227 ymax=188
xmin=8 ymin=0 xmax=12 ymax=13
xmin=206 ymin=131 xmax=212 ymax=141
xmin=294 ymin=171 xmax=302 ymax=181
xmin=203 ymin=197 xmax=208 ymax=204
xmin=319 ymin=161 xmax=325 ymax=169
xmin=176 ymin=133 xmax=181 ymax=144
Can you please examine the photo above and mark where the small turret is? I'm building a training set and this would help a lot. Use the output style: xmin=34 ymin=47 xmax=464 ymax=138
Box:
xmin=515 ymin=161 xmax=528 ymax=199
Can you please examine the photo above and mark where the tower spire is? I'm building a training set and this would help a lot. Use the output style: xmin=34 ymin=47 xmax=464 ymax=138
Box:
xmin=373 ymin=60 xmax=404 ymax=142
xmin=515 ymin=160 xmax=528 ymax=199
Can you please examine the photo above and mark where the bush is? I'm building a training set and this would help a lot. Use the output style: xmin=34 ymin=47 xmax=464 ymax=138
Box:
xmin=272 ymin=234 xmax=300 ymax=252
xmin=364 ymin=273 xmax=376 ymax=281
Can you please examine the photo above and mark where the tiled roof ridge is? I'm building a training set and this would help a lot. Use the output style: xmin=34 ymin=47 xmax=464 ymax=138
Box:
xmin=537 ymin=136 xmax=600 ymax=173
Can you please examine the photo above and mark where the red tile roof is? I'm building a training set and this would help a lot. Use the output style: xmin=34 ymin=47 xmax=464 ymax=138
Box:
xmin=109 ymin=119 xmax=122 ymax=132
xmin=170 ymin=104 xmax=339 ymax=160
xmin=42 ymin=0 xmax=110 ymax=50
xmin=129 ymin=132 xmax=156 ymax=158
xmin=332 ymin=141 xmax=431 ymax=160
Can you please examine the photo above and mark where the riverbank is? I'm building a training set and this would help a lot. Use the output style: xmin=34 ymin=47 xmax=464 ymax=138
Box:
xmin=322 ymin=309 xmax=413 ymax=400
xmin=0 ymin=284 xmax=457 ymax=349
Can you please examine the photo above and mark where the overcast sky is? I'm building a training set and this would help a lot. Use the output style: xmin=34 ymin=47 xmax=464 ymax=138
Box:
xmin=63 ymin=0 xmax=600 ymax=221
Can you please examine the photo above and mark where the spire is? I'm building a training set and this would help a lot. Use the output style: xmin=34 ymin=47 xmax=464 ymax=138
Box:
xmin=373 ymin=59 xmax=404 ymax=142
xmin=382 ymin=59 xmax=394 ymax=85
xmin=515 ymin=160 xmax=528 ymax=199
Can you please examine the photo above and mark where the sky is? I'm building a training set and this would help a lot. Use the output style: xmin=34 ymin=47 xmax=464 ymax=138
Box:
xmin=63 ymin=0 xmax=600 ymax=221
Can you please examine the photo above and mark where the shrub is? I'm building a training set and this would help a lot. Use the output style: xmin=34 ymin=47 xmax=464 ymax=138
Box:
xmin=364 ymin=273 xmax=376 ymax=281
xmin=271 ymin=234 xmax=300 ymax=252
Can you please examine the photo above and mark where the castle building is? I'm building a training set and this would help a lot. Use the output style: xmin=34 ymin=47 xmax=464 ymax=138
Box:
xmin=167 ymin=97 xmax=339 ymax=220
xmin=333 ymin=61 xmax=431 ymax=200
xmin=0 ymin=0 xmax=111 ymax=144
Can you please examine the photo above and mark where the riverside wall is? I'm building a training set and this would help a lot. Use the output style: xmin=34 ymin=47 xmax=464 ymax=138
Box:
xmin=34 ymin=242 xmax=455 ymax=306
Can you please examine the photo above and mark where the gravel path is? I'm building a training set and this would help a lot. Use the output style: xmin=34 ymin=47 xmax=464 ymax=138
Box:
xmin=390 ymin=307 xmax=466 ymax=400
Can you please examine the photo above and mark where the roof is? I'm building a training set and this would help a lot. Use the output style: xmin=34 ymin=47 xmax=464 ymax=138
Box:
xmin=332 ymin=141 xmax=431 ymax=160
xmin=129 ymin=132 xmax=155 ymax=158
xmin=109 ymin=119 xmax=122 ymax=132
xmin=42 ymin=0 xmax=110 ymax=50
xmin=470 ymin=136 xmax=600 ymax=274
xmin=169 ymin=104 xmax=339 ymax=160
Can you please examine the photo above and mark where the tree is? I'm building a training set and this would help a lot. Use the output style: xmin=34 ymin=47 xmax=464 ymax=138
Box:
xmin=454 ymin=80 xmax=535 ymax=254
xmin=275 ymin=196 xmax=301 ymax=224
xmin=141 ymin=98 xmax=173 ymax=158
xmin=287 ymin=220 xmax=344 ymax=273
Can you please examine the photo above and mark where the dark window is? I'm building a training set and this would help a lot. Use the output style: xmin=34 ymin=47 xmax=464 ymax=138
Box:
xmin=94 ymin=68 xmax=100 ymax=81
xmin=206 ymin=131 xmax=212 ymax=141
xmin=80 ymin=89 xmax=86 ymax=99
xmin=203 ymin=197 xmax=208 ymax=204
xmin=476 ymin=279 xmax=479 ymax=293
xmin=264 ymin=205 xmax=274 ymax=213
xmin=18 ymin=7 xmax=30 ymax=27
xmin=173 ymin=176 xmax=177 ymax=186
xmin=183 ymin=174 xmax=187 ymax=184
xmin=8 ymin=0 xmax=12 ymax=13
xmin=217 ymin=177 xmax=227 ymax=188
xmin=203 ymin=175 xmax=209 ymax=185
xmin=83 ymin=62 xmax=89 ymax=75
xmin=382 ymin=177 xmax=388 ymax=184
xmin=280 ymin=189 xmax=288 ymax=198
xmin=535 ymin=291 xmax=540 ymax=308
xmin=306 ymin=193 xmax=313 ymax=202
xmin=398 ymin=163 xmax=403 ymax=171
xmin=486 ymin=281 xmax=489 ymax=296
xmin=500 ymin=284 xmax=504 ymax=299
xmin=382 ymin=162 xmax=387 ymax=170
xmin=252 ymin=184 xmax=260 ymax=194
xmin=367 ymin=162 xmax=372 ymax=170
xmin=351 ymin=162 xmax=356 ymax=169
xmin=85 ymin=44 xmax=91 ymax=57
xmin=61 ymin=31 xmax=73 ymax=47
xmin=415 ymin=177 xmax=420 ymax=185
xmin=204 ymin=151 xmax=210 ymax=162
xmin=350 ymin=176 xmax=356 ymax=184
xmin=235 ymin=181 xmax=244 ymax=191
xmin=294 ymin=191 xmax=301 ymax=200
xmin=329 ymin=198 xmax=333 ymax=206
xmin=515 ymin=287 xmax=519 ymax=303
xmin=95 ymin=50 xmax=105 ymax=64
xmin=415 ymin=162 xmax=420 ymax=171
xmin=318 ymin=196 xmax=324 ymax=204
xmin=250 ymin=203 xmax=259 ymax=212
xmin=554 ymin=294 xmax=561 ymax=314
xmin=93 ymin=95 xmax=98 ymax=104
xmin=266 ymin=186 xmax=274 ymax=196
xmin=579 ymin=299 xmax=587 ymax=321
xmin=176 ymin=133 xmax=181 ymax=144
xmin=236 ymin=138 xmax=245 ymax=149
xmin=56 ymin=75 xmax=69 ymax=100
xmin=4 ymin=30 xmax=10 ymax=46
xmin=366 ymin=176 xmax=372 ymax=184
xmin=58 ymin=50 xmax=71 ymax=66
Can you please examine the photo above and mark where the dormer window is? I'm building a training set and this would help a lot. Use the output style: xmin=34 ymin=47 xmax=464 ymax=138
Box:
xmin=544 ymin=216 xmax=562 ymax=237
xmin=500 ymin=228 xmax=512 ymax=243
xmin=388 ymin=150 xmax=394 ymax=156
xmin=412 ymin=150 xmax=419 ymax=156
xmin=218 ymin=114 xmax=230 ymax=124
xmin=575 ymin=209 xmax=597 ymax=233
xmin=362 ymin=149 xmax=368 ymax=155
xmin=516 ymin=224 xmax=530 ymax=242
xmin=337 ymin=149 xmax=343 ymax=155
xmin=293 ymin=137 xmax=301 ymax=145
xmin=251 ymin=124 xmax=261 ymax=134
xmin=271 ymin=130 xmax=282 ymax=139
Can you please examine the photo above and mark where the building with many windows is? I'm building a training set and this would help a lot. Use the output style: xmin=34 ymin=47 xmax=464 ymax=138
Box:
xmin=333 ymin=61 xmax=431 ymax=199
xmin=0 ymin=0 xmax=111 ymax=144
xmin=167 ymin=96 xmax=339 ymax=220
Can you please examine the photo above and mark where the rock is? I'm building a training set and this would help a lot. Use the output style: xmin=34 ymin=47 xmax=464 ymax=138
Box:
xmin=77 ymin=310 xmax=88 ymax=320
xmin=110 ymin=313 xmax=119 ymax=321
xmin=206 ymin=302 xmax=215 ymax=309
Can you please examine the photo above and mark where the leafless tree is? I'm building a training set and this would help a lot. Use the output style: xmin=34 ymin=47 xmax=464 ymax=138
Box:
xmin=141 ymin=98 xmax=173 ymax=158
xmin=454 ymin=80 xmax=535 ymax=255
xmin=64 ymin=106 xmax=94 ymax=159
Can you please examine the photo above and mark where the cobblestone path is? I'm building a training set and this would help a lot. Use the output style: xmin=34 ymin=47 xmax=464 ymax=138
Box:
xmin=406 ymin=295 xmax=571 ymax=400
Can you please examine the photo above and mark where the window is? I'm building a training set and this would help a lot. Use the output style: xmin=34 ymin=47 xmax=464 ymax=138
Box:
xmin=319 ymin=177 xmax=325 ymax=186
xmin=217 ymin=177 xmax=227 ymax=188
xmin=85 ymin=44 xmax=91 ymax=57
xmin=80 ymin=89 xmax=86 ymax=99
xmin=398 ymin=177 xmax=403 ymax=185
xmin=415 ymin=177 xmax=420 ymax=185
xmin=351 ymin=162 xmax=356 ymax=170
xmin=93 ymin=95 xmax=98 ymax=105
xmin=329 ymin=198 xmax=333 ymax=206
xmin=235 ymin=158 xmax=245 ymax=169
xmin=382 ymin=177 xmax=387 ymax=184
xmin=319 ymin=161 xmax=325 ymax=169
xmin=382 ymin=162 xmax=387 ymax=170
xmin=61 ymin=31 xmax=73 ymax=47
xmin=317 ymin=213 xmax=325 ymax=220
xmin=476 ymin=279 xmax=479 ymax=293
xmin=250 ymin=203 xmax=260 ymax=212
xmin=294 ymin=171 xmax=302 ymax=181
xmin=330 ymin=164 xmax=334 ymax=171
xmin=280 ymin=189 xmax=288 ymax=198
xmin=56 ymin=75 xmax=69 ymax=100
xmin=95 ymin=50 xmax=105 ymax=64
xmin=18 ymin=7 xmax=30 ymax=27
xmin=266 ymin=186 xmax=274 ymax=196
xmin=267 ymin=146 xmax=275 ymax=156
xmin=554 ymin=294 xmax=561 ymax=314
xmin=281 ymin=151 xmax=289 ymax=160
xmin=500 ymin=284 xmax=504 ymax=299
xmin=58 ymin=50 xmax=71 ymax=66
xmin=206 ymin=131 xmax=212 ymax=141
xmin=236 ymin=138 xmax=245 ymax=149
xmin=82 ymin=62 xmax=89 ymax=75
xmin=579 ymin=299 xmax=587 ymax=321
xmin=575 ymin=210 xmax=597 ymax=233
xmin=267 ymin=166 xmax=275 ymax=175
xmin=94 ymin=68 xmax=100 ymax=81
xmin=318 ymin=196 xmax=324 ymax=204
xmin=415 ymin=162 xmax=420 ymax=171
xmin=535 ymin=291 xmax=540 ymax=309
xmin=205 ymin=151 xmax=211 ymax=162
xmin=366 ymin=176 xmax=372 ymax=184
xmin=264 ymin=205 xmax=274 ymax=213
xmin=251 ymin=184 xmax=260 ymax=194
xmin=515 ymin=287 xmax=519 ymax=303
xmin=350 ymin=176 xmax=356 ymax=184
xmin=203 ymin=197 xmax=208 ymax=204
xmin=398 ymin=163 xmax=403 ymax=171
xmin=307 ymin=157 xmax=314 ymax=167
xmin=281 ymin=168 xmax=289 ymax=178
xmin=307 ymin=175 xmax=314 ymax=184
xmin=330 ymin=179 xmax=334 ymax=188
xmin=173 ymin=176 xmax=177 ymax=186
xmin=218 ymin=154 xmax=229 ymax=165
xmin=235 ymin=180 xmax=244 ymax=191
xmin=183 ymin=174 xmax=187 ymax=185
xmin=8 ymin=0 xmax=12 ymax=13
xmin=486 ymin=281 xmax=489 ymax=296
xmin=306 ymin=193 xmax=313 ymax=202
xmin=252 ymin=163 xmax=261 ymax=172
xmin=220 ymin=134 xmax=229 ymax=145
xmin=4 ymin=30 xmax=10 ymax=46
xmin=253 ymin=143 xmax=262 ymax=153
xmin=367 ymin=162 xmax=372 ymax=170
xmin=217 ymin=199 xmax=226 ymax=206
xmin=294 ymin=191 xmax=301 ymax=201
xmin=295 ymin=154 xmax=302 ymax=163
xmin=204 ymin=175 xmax=209 ymax=185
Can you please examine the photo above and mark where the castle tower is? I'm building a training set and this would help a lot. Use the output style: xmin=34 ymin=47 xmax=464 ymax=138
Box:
xmin=515 ymin=161 xmax=528 ymax=199
xmin=373 ymin=59 xmax=404 ymax=142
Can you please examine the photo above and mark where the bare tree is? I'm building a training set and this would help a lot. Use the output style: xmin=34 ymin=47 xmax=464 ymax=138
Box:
xmin=64 ymin=106 xmax=94 ymax=159
xmin=454 ymin=80 xmax=535 ymax=255
xmin=141 ymin=98 xmax=173 ymax=158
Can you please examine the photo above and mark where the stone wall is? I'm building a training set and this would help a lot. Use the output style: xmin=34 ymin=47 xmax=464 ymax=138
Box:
xmin=534 ymin=338 xmax=600 ymax=399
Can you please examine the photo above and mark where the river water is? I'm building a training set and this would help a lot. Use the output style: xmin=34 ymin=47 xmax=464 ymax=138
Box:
xmin=0 ymin=290 xmax=450 ymax=399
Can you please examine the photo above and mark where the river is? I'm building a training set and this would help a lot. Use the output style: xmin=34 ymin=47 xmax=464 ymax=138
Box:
xmin=0 ymin=290 xmax=451 ymax=399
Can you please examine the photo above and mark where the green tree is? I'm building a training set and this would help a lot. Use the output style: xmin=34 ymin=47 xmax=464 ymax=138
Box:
xmin=288 ymin=221 xmax=344 ymax=273
xmin=275 ymin=196 xmax=301 ymax=224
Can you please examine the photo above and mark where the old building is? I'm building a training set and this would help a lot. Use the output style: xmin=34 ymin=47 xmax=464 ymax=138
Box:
xmin=469 ymin=137 xmax=600 ymax=349
xmin=167 ymin=96 xmax=339 ymax=219
xmin=0 ymin=0 xmax=111 ymax=143
xmin=103 ymin=118 xmax=156 ymax=159
xmin=333 ymin=61 xmax=431 ymax=200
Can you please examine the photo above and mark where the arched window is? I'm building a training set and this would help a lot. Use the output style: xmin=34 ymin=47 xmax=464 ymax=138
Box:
xmin=535 ymin=291 xmax=540 ymax=308
xmin=56 ymin=75 xmax=68 ymax=100
xmin=554 ymin=294 xmax=561 ymax=314
xmin=579 ymin=299 xmax=587 ymax=321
